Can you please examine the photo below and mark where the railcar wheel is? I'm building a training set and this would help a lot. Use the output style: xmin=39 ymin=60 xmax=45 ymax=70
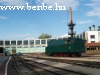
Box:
xmin=72 ymin=54 xmax=76 ymax=57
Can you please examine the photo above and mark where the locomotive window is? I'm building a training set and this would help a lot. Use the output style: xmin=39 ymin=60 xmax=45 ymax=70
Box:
xmin=67 ymin=39 xmax=70 ymax=43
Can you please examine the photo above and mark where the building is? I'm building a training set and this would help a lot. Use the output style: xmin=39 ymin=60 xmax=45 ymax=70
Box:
xmin=85 ymin=31 xmax=100 ymax=51
xmin=85 ymin=31 xmax=100 ymax=43
xmin=77 ymin=25 xmax=100 ymax=51
xmin=0 ymin=39 xmax=49 ymax=54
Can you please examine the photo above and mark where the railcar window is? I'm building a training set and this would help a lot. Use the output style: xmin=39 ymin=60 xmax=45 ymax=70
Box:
xmin=0 ymin=41 xmax=3 ymax=45
xmin=17 ymin=41 xmax=22 ymax=45
xmin=5 ymin=41 xmax=10 ymax=45
xmin=35 ymin=40 xmax=40 ymax=44
xmin=41 ymin=40 xmax=46 ymax=44
xmin=11 ymin=41 xmax=16 ymax=45
xmin=24 ymin=40 xmax=28 ymax=45
xmin=30 ymin=40 xmax=34 ymax=45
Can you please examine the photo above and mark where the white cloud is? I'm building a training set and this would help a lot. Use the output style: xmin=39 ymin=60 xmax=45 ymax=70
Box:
xmin=86 ymin=0 xmax=100 ymax=7
xmin=87 ymin=8 xmax=100 ymax=17
xmin=0 ymin=16 xmax=8 ymax=19
xmin=37 ymin=0 xmax=80 ymax=9
xmin=86 ymin=0 xmax=100 ymax=17
xmin=14 ymin=33 xmax=33 ymax=37
xmin=77 ymin=20 xmax=93 ymax=25
xmin=26 ymin=38 xmax=35 ymax=40
xmin=0 ymin=0 xmax=28 ymax=6
xmin=60 ymin=34 xmax=70 ymax=38
xmin=0 ymin=0 xmax=80 ymax=10
xmin=7 ymin=33 xmax=35 ymax=38
xmin=4 ymin=32 xmax=38 ymax=40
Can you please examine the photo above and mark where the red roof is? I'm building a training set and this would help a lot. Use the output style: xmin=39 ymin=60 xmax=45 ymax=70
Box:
xmin=85 ymin=43 xmax=100 ymax=46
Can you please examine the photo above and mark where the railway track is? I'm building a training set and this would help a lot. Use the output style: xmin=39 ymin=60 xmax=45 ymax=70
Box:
xmin=7 ymin=56 xmax=18 ymax=75
xmin=13 ymin=56 xmax=58 ymax=75
xmin=23 ymin=57 xmax=100 ymax=75
xmin=11 ymin=56 xmax=37 ymax=75
xmin=23 ymin=58 xmax=88 ymax=75
xmin=13 ymin=57 xmax=21 ymax=75
xmin=8 ymin=55 xmax=86 ymax=75
xmin=29 ymin=56 xmax=100 ymax=69
xmin=26 ymin=60 xmax=86 ymax=75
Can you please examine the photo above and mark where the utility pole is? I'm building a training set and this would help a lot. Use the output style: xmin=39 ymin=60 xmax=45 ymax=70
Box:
xmin=68 ymin=7 xmax=75 ymax=38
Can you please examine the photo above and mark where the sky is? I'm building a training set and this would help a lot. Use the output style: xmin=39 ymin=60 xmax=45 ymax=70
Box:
xmin=0 ymin=0 xmax=100 ymax=40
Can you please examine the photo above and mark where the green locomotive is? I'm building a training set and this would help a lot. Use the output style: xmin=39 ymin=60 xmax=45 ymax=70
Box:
xmin=45 ymin=7 xmax=85 ymax=57
xmin=45 ymin=37 xmax=85 ymax=57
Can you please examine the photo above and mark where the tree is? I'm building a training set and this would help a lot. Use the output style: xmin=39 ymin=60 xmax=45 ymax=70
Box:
xmin=38 ymin=33 xmax=52 ymax=39
xmin=98 ymin=26 xmax=100 ymax=31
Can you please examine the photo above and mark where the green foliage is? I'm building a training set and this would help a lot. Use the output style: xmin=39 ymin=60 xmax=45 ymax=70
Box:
xmin=38 ymin=33 xmax=52 ymax=39
xmin=98 ymin=26 xmax=100 ymax=31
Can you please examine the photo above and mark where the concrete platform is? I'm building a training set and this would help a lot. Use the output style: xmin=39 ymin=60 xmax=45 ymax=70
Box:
xmin=32 ymin=56 xmax=100 ymax=62
xmin=25 ymin=58 xmax=100 ymax=75
xmin=0 ymin=56 xmax=10 ymax=75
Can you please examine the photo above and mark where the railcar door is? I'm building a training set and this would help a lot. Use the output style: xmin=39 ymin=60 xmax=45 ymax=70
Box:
xmin=12 ymin=47 xmax=16 ymax=54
